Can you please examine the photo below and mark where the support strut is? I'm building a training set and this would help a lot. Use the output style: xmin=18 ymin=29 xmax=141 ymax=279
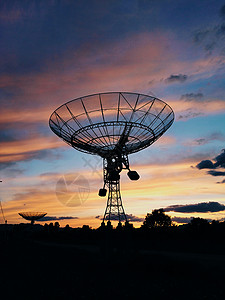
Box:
xmin=102 ymin=157 xmax=128 ymax=223
xmin=103 ymin=179 xmax=127 ymax=222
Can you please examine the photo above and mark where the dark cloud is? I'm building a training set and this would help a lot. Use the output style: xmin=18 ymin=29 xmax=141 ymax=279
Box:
xmin=180 ymin=93 xmax=204 ymax=101
xmin=172 ymin=216 xmax=225 ymax=223
xmin=196 ymin=150 xmax=225 ymax=182
xmin=165 ymin=74 xmax=188 ymax=83
xmin=39 ymin=216 xmax=79 ymax=222
xmin=196 ymin=159 xmax=215 ymax=169
xmin=164 ymin=202 xmax=225 ymax=213
xmin=172 ymin=216 xmax=213 ymax=224
xmin=214 ymin=149 xmax=225 ymax=168
xmin=171 ymin=217 xmax=193 ymax=224
xmin=126 ymin=214 xmax=144 ymax=222
xmin=208 ymin=170 xmax=225 ymax=176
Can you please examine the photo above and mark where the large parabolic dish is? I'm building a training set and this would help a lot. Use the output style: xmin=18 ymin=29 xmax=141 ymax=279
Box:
xmin=49 ymin=92 xmax=174 ymax=157
xmin=49 ymin=92 xmax=174 ymax=223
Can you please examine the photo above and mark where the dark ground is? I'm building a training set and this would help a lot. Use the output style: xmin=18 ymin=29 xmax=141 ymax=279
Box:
xmin=1 ymin=223 xmax=225 ymax=299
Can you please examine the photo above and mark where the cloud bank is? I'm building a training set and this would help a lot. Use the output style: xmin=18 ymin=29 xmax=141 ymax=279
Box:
xmin=164 ymin=201 xmax=225 ymax=213
xmin=40 ymin=216 xmax=79 ymax=222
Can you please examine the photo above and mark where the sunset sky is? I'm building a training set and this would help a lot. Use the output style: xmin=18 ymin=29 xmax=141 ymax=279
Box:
xmin=1 ymin=0 xmax=225 ymax=228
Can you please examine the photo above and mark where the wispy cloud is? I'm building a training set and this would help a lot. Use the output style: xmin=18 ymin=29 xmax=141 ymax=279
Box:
xmin=193 ymin=4 xmax=225 ymax=56
xmin=191 ymin=132 xmax=225 ymax=146
xmin=0 ymin=136 xmax=63 ymax=164
xmin=172 ymin=98 xmax=225 ymax=121
xmin=180 ymin=92 xmax=204 ymax=101
xmin=217 ymin=179 xmax=225 ymax=184
xmin=177 ymin=108 xmax=202 ymax=121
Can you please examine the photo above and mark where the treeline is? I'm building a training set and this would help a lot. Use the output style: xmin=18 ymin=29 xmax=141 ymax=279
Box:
xmin=2 ymin=209 xmax=225 ymax=252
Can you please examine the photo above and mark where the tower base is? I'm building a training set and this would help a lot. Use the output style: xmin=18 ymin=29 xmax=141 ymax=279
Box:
xmin=103 ymin=179 xmax=127 ymax=223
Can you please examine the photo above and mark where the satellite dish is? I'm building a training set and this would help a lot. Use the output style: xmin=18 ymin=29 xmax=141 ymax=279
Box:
xmin=18 ymin=212 xmax=47 ymax=225
xmin=49 ymin=92 xmax=174 ymax=223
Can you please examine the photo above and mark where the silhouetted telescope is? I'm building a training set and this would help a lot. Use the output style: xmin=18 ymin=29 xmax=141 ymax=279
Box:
xmin=49 ymin=92 xmax=174 ymax=223
xmin=18 ymin=212 xmax=47 ymax=225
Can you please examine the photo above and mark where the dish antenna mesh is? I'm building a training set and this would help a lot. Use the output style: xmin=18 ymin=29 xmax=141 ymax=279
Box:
xmin=49 ymin=92 xmax=174 ymax=223
xmin=19 ymin=212 xmax=47 ymax=224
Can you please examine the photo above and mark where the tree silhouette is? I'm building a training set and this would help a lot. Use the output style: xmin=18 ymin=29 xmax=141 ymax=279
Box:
xmin=189 ymin=217 xmax=209 ymax=232
xmin=142 ymin=209 xmax=172 ymax=229
xmin=190 ymin=217 xmax=209 ymax=227
xmin=54 ymin=221 xmax=60 ymax=228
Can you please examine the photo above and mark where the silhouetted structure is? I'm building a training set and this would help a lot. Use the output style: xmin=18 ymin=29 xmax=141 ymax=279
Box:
xmin=18 ymin=212 xmax=47 ymax=224
xmin=49 ymin=92 xmax=174 ymax=224
xmin=0 ymin=200 xmax=6 ymax=224
xmin=0 ymin=180 xmax=7 ymax=224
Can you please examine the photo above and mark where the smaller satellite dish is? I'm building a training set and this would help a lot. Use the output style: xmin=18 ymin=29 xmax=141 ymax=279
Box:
xmin=18 ymin=212 xmax=47 ymax=225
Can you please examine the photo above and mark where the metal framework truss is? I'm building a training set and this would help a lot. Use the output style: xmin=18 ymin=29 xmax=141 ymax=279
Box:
xmin=103 ymin=180 xmax=127 ymax=222
xmin=49 ymin=92 xmax=175 ymax=223
xmin=103 ymin=158 xmax=127 ymax=222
